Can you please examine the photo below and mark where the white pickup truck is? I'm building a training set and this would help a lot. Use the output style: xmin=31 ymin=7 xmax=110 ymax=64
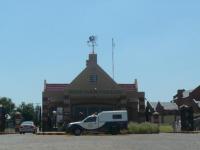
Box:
xmin=67 ymin=110 xmax=128 ymax=135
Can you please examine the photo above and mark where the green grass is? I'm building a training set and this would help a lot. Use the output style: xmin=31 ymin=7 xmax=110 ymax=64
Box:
xmin=128 ymin=122 xmax=159 ymax=134
xmin=159 ymin=124 xmax=173 ymax=133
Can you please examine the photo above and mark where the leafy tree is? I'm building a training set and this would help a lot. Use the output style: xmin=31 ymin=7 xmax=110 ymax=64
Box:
xmin=16 ymin=102 xmax=41 ymax=126
xmin=0 ymin=97 xmax=15 ymax=114
xmin=17 ymin=102 xmax=35 ymax=121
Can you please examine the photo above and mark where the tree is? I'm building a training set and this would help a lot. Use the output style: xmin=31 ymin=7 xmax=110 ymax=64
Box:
xmin=0 ymin=97 xmax=15 ymax=114
xmin=16 ymin=102 xmax=41 ymax=126
xmin=17 ymin=102 xmax=35 ymax=121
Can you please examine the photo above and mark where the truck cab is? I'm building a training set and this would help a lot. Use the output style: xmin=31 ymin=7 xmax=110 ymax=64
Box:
xmin=67 ymin=110 xmax=128 ymax=135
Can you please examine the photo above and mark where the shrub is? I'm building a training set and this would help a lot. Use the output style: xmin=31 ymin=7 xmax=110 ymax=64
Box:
xmin=128 ymin=122 xmax=140 ymax=134
xmin=128 ymin=122 xmax=159 ymax=134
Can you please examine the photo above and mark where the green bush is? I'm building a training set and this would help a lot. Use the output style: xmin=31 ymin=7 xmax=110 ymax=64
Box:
xmin=128 ymin=122 xmax=159 ymax=134
xmin=159 ymin=125 xmax=173 ymax=133
xmin=128 ymin=122 xmax=139 ymax=134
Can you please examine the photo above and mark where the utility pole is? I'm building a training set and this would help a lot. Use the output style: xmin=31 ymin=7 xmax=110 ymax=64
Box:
xmin=33 ymin=103 xmax=41 ymax=131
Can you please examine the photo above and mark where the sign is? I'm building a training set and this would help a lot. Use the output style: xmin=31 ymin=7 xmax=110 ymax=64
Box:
xmin=68 ymin=89 xmax=122 ymax=95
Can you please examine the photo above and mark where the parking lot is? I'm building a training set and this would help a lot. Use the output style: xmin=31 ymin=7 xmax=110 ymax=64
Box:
xmin=0 ymin=133 xmax=200 ymax=150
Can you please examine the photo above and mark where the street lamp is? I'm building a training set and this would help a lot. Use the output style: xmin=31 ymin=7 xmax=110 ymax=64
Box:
xmin=52 ymin=110 xmax=57 ymax=130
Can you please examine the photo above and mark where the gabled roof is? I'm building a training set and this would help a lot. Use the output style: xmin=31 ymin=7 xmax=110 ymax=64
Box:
xmin=146 ymin=101 xmax=157 ymax=113
xmin=147 ymin=101 xmax=178 ymax=111
xmin=43 ymin=54 xmax=139 ymax=94
xmin=148 ymin=102 xmax=157 ymax=110
xmin=159 ymin=102 xmax=178 ymax=110
xmin=69 ymin=54 xmax=121 ymax=91
xmin=190 ymin=86 xmax=200 ymax=101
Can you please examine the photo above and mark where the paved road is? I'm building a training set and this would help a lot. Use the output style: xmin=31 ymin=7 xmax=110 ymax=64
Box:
xmin=0 ymin=133 xmax=200 ymax=150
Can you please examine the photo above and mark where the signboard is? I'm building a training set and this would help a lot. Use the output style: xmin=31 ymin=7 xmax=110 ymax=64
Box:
xmin=57 ymin=107 xmax=63 ymax=115
xmin=68 ymin=89 xmax=122 ymax=95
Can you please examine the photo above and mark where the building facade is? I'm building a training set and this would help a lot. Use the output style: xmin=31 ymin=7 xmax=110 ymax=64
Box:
xmin=173 ymin=86 xmax=200 ymax=113
xmin=172 ymin=86 xmax=200 ymax=130
xmin=42 ymin=53 xmax=145 ymax=131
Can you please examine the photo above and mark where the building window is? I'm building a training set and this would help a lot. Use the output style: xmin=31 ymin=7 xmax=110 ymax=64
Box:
xmin=112 ymin=114 xmax=122 ymax=119
xmin=89 ymin=74 xmax=98 ymax=83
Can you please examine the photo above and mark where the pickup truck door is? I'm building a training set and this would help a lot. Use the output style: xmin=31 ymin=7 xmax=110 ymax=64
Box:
xmin=82 ymin=116 xmax=98 ymax=130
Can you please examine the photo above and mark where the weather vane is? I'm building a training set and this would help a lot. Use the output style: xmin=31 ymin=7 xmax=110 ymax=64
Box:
xmin=87 ymin=35 xmax=97 ymax=54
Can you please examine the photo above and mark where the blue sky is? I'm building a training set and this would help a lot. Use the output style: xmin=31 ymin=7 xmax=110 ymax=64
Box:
xmin=0 ymin=0 xmax=200 ymax=105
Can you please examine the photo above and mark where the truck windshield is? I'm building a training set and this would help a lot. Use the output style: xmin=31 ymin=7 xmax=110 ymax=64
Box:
xmin=84 ymin=116 xmax=97 ymax=122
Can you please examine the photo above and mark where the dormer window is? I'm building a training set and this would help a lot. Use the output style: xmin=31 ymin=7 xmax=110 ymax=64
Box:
xmin=89 ymin=74 xmax=98 ymax=83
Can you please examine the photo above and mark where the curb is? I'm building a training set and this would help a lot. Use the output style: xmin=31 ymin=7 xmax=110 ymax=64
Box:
xmin=173 ymin=131 xmax=200 ymax=134
xmin=0 ymin=132 xmax=17 ymax=135
xmin=36 ymin=132 xmax=66 ymax=135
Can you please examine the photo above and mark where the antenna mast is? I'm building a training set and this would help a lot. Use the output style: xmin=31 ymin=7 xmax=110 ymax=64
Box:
xmin=112 ymin=38 xmax=115 ymax=80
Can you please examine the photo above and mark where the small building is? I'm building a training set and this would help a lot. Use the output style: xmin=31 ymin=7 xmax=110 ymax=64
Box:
xmin=42 ymin=53 xmax=146 ymax=131
xmin=146 ymin=101 xmax=179 ymax=125
xmin=170 ymin=86 xmax=200 ymax=130
xmin=173 ymin=86 xmax=200 ymax=114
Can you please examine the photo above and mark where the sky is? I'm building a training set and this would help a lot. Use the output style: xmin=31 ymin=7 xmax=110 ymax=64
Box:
xmin=0 ymin=0 xmax=200 ymax=105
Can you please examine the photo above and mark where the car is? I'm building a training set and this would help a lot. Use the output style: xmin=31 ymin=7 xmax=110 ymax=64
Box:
xmin=19 ymin=121 xmax=37 ymax=134
xmin=67 ymin=110 xmax=128 ymax=136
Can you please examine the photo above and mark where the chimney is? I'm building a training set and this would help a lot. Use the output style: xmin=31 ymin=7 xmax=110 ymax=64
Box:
xmin=44 ymin=79 xmax=47 ymax=90
xmin=86 ymin=53 xmax=97 ymax=66
xmin=134 ymin=79 xmax=138 ymax=91
xmin=177 ymin=89 xmax=185 ymax=98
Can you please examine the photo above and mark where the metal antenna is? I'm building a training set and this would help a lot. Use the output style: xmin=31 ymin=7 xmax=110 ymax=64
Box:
xmin=87 ymin=35 xmax=97 ymax=54
xmin=112 ymin=38 xmax=115 ymax=80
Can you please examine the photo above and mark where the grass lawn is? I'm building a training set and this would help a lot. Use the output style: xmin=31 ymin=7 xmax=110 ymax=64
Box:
xmin=159 ymin=124 xmax=173 ymax=133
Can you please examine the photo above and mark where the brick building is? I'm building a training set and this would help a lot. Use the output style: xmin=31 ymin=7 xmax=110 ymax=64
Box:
xmin=173 ymin=86 xmax=200 ymax=113
xmin=42 ymin=53 xmax=145 ymax=131
xmin=146 ymin=101 xmax=179 ymax=125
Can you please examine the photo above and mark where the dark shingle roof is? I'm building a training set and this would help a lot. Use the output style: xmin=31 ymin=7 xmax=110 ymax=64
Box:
xmin=183 ymin=90 xmax=193 ymax=98
xmin=148 ymin=102 xmax=157 ymax=110
xmin=159 ymin=102 xmax=178 ymax=110
xmin=148 ymin=101 xmax=178 ymax=111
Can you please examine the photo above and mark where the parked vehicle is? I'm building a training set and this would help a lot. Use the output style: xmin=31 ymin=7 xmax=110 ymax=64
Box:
xmin=67 ymin=110 xmax=128 ymax=135
xmin=19 ymin=121 xmax=37 ymax=134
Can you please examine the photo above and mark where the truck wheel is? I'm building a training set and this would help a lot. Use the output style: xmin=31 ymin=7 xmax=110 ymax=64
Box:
xmin=73 ymin=128 xmax=82 ymax=136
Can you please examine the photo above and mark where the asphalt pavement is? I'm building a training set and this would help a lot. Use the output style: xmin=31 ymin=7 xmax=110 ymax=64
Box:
xmin=0 ymin=133 xmax=200 ymax=150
